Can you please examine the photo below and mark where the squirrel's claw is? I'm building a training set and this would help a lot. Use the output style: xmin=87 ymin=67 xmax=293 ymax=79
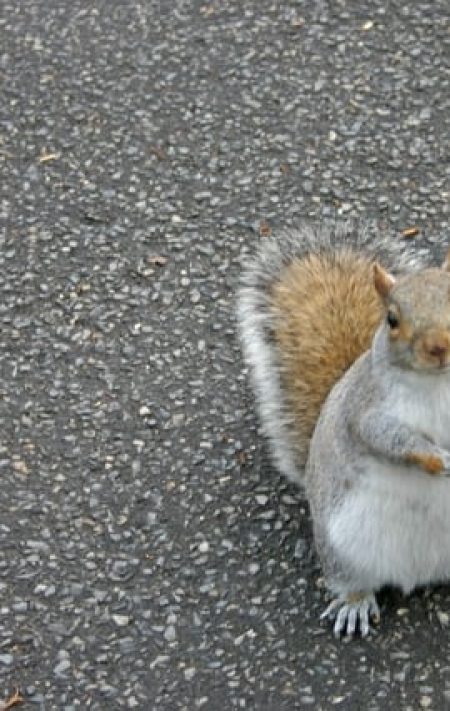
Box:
xmin=439 ymin=449 xmax=450 ymax=477
xmin=321 ymin=592 xmax=379 ymax=639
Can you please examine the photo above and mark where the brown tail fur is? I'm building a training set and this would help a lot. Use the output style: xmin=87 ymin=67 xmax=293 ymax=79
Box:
xmin=270 ymin=249 xmax=383 ymax=464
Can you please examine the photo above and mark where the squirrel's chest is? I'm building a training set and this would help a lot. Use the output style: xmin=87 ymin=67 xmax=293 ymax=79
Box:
xmin=387 ymin=378 xmax=450 ymax=448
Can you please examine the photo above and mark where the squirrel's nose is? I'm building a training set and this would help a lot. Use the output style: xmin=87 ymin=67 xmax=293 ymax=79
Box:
xmin=422 ymin=330 xmax=450 ymax=363
xmin=429 ymin=344 xmax=448 ymax=358
xmin=427 ymin=340 xmax=450 ymax=366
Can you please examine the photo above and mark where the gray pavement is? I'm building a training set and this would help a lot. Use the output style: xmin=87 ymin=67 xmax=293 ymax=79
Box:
xmin=1 ymin=0 xmax=449 ymax=709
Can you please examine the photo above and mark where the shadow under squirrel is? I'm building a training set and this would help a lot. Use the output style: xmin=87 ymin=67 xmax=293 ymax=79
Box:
xmin=237 ymin=221 xmax=450 ymax=637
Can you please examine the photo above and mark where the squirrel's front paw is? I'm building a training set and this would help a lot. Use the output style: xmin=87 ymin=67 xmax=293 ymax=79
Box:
xmin=420 ymin=449 xmax=450 ymax=477
xmin=407 ymin=451 xmax=450 ymax=476
xmin=320 ymin=592 xmax=380 ymax=638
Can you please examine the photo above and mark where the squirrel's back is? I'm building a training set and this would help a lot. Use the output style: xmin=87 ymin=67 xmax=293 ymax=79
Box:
xmin=237 ymin=221 xmax=429 ymax=482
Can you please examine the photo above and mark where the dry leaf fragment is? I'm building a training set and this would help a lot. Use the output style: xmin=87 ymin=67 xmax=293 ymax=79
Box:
xmin=0 ymin=689 xmax=23 ymax=711
xmin=39 ymin=152 xmax=60 ymax=163
xmin=236 ymin=451 xmax=247 ymax=466
xmin=147 ymin=255 xmax=167 ymax=267
xmin=150 ymin=146 xmax=166 ymax=160
xmin=259 ymin=220 xmax=272 ymax=237
xmin=401 ymin=226 xmax=420 ymax=238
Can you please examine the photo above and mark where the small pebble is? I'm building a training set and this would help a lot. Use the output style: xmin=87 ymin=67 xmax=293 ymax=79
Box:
xmin=184 ymin=667 xmax=196 ymax=681
xmin=436 ymin=610 xmax=449 ymax=626
xmin=164 ymin=625 xmax=177 ymax=642
xmin=54 ymin=659 xmax=71 ymax=675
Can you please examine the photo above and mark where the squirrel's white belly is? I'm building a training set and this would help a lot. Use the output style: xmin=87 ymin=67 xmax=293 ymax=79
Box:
xmin=328 ymin=378 xmax=450 ymax=593
xmin=329 ymin=463 xmax=450 ymax=594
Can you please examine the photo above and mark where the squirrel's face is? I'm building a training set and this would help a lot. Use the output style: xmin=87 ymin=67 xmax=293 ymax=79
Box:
xmin=374 ymin=255 xmax=450 ymax=373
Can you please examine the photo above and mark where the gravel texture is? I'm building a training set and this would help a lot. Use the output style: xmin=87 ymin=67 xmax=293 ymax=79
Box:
xmin=1 ymin=0 xmax=449 ymax=709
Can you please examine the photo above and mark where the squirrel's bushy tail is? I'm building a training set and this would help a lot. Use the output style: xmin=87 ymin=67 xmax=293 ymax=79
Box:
xmin=237 ymin=221 xmax=430 ymax=484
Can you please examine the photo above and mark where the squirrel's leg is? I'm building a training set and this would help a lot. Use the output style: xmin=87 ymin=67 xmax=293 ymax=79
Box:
xmin=355 ymin=410 xmax=450 ymax=476
xmin=320 ymin=591 xmax=380 ymax=638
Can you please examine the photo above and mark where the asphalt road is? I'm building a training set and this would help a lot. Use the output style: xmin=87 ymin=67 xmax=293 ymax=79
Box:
xmin=1 ymin=1 xmax=449 ymax=709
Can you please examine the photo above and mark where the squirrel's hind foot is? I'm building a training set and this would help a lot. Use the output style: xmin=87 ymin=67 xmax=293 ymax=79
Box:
xmin=320 ymin=592 xmax=380 ymax=639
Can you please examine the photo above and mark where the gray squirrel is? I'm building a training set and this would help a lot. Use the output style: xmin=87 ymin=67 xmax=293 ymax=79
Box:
xmin=237 ymin=222 xmax=450 ymax=637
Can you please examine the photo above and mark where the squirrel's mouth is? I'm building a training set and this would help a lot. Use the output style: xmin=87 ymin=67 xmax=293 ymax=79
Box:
xmin=392 ymin=353 xmax=450 ymax=374
xmin=408 ymin=344 xmax=450 ymax=373
xmin=415 ymin=333 xmax=450 ymax=371
xmin=421 ymin=356 xmax=450 ymax=372
xmin=413 ymin=362 xmax=450 ymax=375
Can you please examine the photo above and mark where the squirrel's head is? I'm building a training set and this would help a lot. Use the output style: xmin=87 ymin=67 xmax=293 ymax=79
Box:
xmin=373 ymin=248 xmax=450 ymax=373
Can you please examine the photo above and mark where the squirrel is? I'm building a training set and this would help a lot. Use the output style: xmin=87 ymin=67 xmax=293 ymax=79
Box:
xmin=237 ymin=221 xmax=450 ymax=638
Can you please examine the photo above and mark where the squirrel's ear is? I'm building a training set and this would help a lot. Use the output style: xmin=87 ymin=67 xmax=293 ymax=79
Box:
xmin=373 ymin=263 xmax=396 ymax=299
xmin=442 ymin=247 xmax=450 ymax=272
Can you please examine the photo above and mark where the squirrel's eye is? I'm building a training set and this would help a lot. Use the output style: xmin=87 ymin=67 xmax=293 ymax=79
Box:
xmin=387 ymin=310 xmax=400 ymax=329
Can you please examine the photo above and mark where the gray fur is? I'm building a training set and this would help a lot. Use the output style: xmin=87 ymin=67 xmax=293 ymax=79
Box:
xmin=306 ymin=320 xmax=450 ymax=599
xmin=236 ymin=220 xmax=431 ymax=484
